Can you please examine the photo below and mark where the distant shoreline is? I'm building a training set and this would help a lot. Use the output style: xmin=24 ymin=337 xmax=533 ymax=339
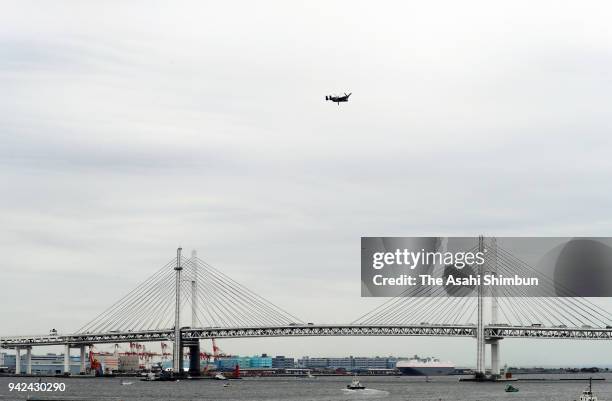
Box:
xmin=1 ymin=370 xmax=610 ymax=379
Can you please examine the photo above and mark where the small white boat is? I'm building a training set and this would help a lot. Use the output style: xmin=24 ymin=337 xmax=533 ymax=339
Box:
xmin=214 ymin=373 xmax=228 ymax=380
xmin=140 ymin=373 xmax=156 ymax=381
xmin=307 ymin=372 xmax=316 ymax=379
xmin=223 ymin=382 xmax=230 ymax=387
xmin=347 ymin=376 xmax=366 ymax=390
xmin=121 ymin=380 xmax=133 ymax=386
xmin=579 ymin=378 xmax=598 ymax=401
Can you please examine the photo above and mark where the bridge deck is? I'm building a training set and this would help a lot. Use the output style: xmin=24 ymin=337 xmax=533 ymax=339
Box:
xmin=2 ymin=324 xmax=611 ymax=348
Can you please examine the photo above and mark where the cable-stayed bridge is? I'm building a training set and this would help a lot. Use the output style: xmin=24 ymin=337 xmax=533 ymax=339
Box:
xmin=2 ymin=240 xmax=612 ymax=377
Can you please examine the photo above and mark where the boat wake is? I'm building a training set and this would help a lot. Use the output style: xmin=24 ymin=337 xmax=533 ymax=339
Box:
xmin=341 ymin=388 xmax=389 ymax=397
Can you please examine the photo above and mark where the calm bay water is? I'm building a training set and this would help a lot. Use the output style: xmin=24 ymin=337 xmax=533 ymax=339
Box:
xmin=1 ymin=374 xmax=611 ymax=401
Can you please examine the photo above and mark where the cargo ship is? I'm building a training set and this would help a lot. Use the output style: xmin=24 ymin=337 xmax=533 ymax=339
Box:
xmin=396 ymin=356 xmax=454 ymax=376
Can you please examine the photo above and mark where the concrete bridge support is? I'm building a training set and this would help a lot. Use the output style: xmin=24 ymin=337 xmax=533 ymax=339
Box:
xmin=490 ymin=340 xmax=500 ymax=376
xmin=15 ymin=347 xmax=21 ymax=375
xmin=64 ymin=344 xmax=70 ymax=374
xmin=25 ymin=347 xmax=32 ymax=375
xmin=184 ymin=339 xmax=200 ymax=376
xmin=80 ymin=346 xmax=87 ymax=374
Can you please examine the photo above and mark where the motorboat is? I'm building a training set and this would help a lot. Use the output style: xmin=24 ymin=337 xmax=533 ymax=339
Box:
xmin=347 ymin=376 xmax=366 ymax=390
xmin=505 ymin=384 xmax=519 ymax=392
xmin=214 ymin=373 xmax=228 ymax=380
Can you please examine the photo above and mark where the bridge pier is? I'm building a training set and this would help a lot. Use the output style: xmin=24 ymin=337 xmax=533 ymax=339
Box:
xmin=25 ymin=347 xmax=32 ymax=375
xmin=79 ymin=346 xmax=87 ymax=374
xmin=184 ymin=339 xmax=200 ymax=376
xmin=15 ymin=347 xmax=21 ymax=375
xmin=63 ymin=344 xmax=70 ymax=375
xmin=490 ymin=340 xmax=500 ymax=376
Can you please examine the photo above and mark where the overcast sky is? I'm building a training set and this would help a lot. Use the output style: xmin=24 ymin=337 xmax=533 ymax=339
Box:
xmin=2 ymin=1 xmax=612 ymax=366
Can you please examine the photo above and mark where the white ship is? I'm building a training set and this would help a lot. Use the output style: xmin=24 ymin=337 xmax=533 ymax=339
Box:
xmin=579 ymin=378 xmax=598 ymax=401
xmin=396 ymin=356 xmax=454 ymax=376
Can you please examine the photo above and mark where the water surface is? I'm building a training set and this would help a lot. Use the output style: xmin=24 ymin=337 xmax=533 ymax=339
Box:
xmin=1 ymin=373 xmax=610 ymax=401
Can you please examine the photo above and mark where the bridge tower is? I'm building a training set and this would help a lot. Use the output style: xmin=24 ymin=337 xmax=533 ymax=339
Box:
xmin=477 ymin=236 xmax=502 ymax=379
xmin=475 ymin=236 xmax=486 ymax=375
xmin=187 ymin=249 xmax=201 ymax=376
xmin=191 ymin=250 xmax=198 ymax=328
xmin=173 ymin=247 xmax=183 ymax=374
xmin=489 ymin=238 xmax=501 ymax=377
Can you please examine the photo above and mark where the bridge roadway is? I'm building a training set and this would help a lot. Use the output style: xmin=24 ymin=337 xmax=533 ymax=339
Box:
xmin=2 ymin=324 xmax=612 ymax=349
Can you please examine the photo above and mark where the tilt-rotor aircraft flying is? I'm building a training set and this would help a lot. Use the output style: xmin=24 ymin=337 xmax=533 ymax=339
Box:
xmin=326 ymin=92 xmax=352 ymax=105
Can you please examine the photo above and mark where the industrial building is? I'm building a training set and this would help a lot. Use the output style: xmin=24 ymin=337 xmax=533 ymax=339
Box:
xmin=118 ymin=355 xmax=140 ymax=372
xmin=272 ymin=355 xmax=295 ymax=369
xmin=297 ymin=356 xmax=397 ymax=371
xmin=0 ymin=352 xmax=83 ymax=375
xmin=0 ymin=351 xmax=141 ymax=375
xmin=0 ymin=353 xmax=7 ymax=372
xmin=158 ymin=354 xmax=273 ymax=372
xmin=216 ymin=355 xmax=272 ymax=370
